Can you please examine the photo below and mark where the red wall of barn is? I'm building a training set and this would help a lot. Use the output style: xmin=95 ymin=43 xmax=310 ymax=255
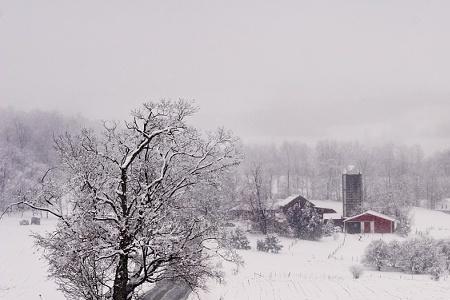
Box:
xmin=347 ymin=214 xmax=393 ymax=233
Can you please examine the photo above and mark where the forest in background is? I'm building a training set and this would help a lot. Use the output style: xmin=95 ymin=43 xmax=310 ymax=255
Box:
xmin=1 ymin=107 xmax=450 ymax=213
xmin=0 ymin=108 xmax=86 ymax=210
xmin=235 ymin=134 xmax=450 ymax=215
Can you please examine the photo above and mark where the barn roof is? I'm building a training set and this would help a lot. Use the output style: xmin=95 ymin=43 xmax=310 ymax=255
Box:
xmin=230 ymin=195 xmax=338 ymax=214
xmin=309 ymin=200 xmax=342 ymax=216
xmin=272 ymin=194 xmax=306 ymax=210
xmin=272 ymin=195 xmax=337 ymax=214
xmin=343 ymin=210 xmax=397 ymax=222
xmin=323 ymin=213 xmax=342 ymax=220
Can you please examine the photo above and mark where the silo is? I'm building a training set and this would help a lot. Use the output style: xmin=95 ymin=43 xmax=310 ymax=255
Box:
xmin=342 ymin=166 xmax=363 ymax=218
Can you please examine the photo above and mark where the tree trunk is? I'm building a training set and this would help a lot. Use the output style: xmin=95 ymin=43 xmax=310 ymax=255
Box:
xmin=114 ymin=168 xmax=131 ymax=300
xmin=113 ymin=254 xmax=130 ymax=300
xmin=287 ymin=169 xmax=290 ymax=195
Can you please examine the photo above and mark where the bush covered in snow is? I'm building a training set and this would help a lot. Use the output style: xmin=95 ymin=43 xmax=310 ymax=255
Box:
xmin=349 ymin=264 xmax=364 ymax=279
xmin=436 ymin=239 xmax=450 ymax=271
xmin=256 ymin=235 xmax=283 ymax=254
xmin=256 ymin=239 xmax=266 ymax=252
xmin=397 ymin=237 xmax=447 ymax=279
xmin=363 ymin=240 xmax=390 ymax=271
xmin=229 ymin=228 xmax=251 ymax=250
xmin=387 ymin=240 xmax=402 ymax=268
xmin=322 ymin=220 xmax=338 ymax=237
xmin=364 ymin=237 xmax=447 ymax=279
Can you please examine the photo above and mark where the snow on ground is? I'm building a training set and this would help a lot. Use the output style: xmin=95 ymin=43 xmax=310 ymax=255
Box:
xmin=0 ymin=213 xmax=63 ymax=300
xmin=410 ymin=206 xmax=450 ymax=239
xmin=192 ymin=234 xmax=450 ymax=300
xmin=2 ymin=204 xmax=450 ymax=300
xmin=191 ymin=203 xmax=450 ymax=300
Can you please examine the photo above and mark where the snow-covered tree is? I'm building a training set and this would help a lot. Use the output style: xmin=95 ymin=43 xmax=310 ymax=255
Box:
xmin=240 ymin=146 xmax=274 ymax=235
xmin=256 ymin=235 xmax=282 ymax=253
xmin=11 ymin=101 xmax=241 ymax=300
xmin=228 ymin=228 xmax=251 ymax=250
xmin=285 ymin=202 xmax=322 ymax=240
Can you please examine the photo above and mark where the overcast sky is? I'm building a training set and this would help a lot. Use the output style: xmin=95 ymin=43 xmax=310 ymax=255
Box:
xmin=1 ymin=0 xmax=450 ymax=153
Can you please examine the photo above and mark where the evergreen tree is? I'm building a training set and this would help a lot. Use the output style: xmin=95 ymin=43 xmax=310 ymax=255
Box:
xmin=285 ymin=203 xmax=323 ymax=240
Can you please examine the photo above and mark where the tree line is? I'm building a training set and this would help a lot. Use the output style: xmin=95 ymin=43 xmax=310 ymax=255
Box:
xmin=238 ymin=141 xmax=450 ymax=211
xmin=3 ymin=107 xmax=450 ymax=215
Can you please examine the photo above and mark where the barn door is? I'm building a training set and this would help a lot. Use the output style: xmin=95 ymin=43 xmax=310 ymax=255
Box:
xmin=364 ymin=222 xmax=371 ymax=233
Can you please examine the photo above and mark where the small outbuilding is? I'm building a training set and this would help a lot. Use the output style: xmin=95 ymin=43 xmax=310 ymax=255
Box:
xmin=436 ymin=198 xmax=450 ymax=214
xmin=343 ymin=210 xmax=397 ymax=234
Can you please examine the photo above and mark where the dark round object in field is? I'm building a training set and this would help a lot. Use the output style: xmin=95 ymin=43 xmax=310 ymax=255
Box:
xmin=19 ymin=219 xmax=30 ymax=226
xmin=31 ymin=216 xmax=41 ymax=225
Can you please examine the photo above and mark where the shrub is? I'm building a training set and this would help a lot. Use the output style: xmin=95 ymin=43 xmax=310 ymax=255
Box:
xmin=364 ymin=237 xmax=446 ymax=278
xmin=256 ymin=239 xmax=267 ymax=252
xmin=436 ymin=239 xmax=450 ymax=271
xmin=332 ymin=232 xmax=340 ymax=241
xmin=256 ymin=235 xmax=283 ymax=254
xmin=322 ymin=220 xmax=336 ymax=237
xmin=363 ymin=240 xmax=389 ymax=271
xmin=387 ymin=240 xmax=402 ymax=268
xmin=229 ymin=228 xmax=251 ymax=250
xmin=429 ymin=264 xmax=444 ymax=281
xmin=397 ymin=238 xmax=443 ymax=274
xmin=265 ymin=235 xmax=283 ymax=253
xmin=349 ymin=265 xmax=364 ymax=279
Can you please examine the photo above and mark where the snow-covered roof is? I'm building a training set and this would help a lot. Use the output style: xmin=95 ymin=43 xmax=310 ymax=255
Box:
xmin=272 ymin=194 xmax=302 ymax=210
xmin=343 ymin=165 xmax=360 ymax=175
xmin=323 ymin=213 xmax=342 ymax=220
xmin=309 ymin=200 xmax=342 ymax=216
xmin=343 ymin=210 xmax=397 ymax=222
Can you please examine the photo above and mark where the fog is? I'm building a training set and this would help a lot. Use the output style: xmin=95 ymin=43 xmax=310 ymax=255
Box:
xmin=1 ymin=0 xmax=450 ymax=153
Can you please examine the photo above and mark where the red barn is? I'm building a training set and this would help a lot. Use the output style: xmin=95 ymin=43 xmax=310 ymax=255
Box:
xmin=343 ymin=210 xmax=397 ymax=234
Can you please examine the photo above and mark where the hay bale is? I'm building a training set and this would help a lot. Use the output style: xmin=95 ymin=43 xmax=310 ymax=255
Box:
xmin=30 ymin=216 xmax=41 ymax=225
xmin=19 ymin=219 xmax=30 ymax=226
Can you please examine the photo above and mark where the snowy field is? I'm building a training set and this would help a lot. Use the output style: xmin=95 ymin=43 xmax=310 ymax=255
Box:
xmin=1 ymin=206 xmax=450 ymax=300
xmin=0 ymin=213 xmax=63 ymax=300
xmin=191 ymin=205 xmax=450 ymax=300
